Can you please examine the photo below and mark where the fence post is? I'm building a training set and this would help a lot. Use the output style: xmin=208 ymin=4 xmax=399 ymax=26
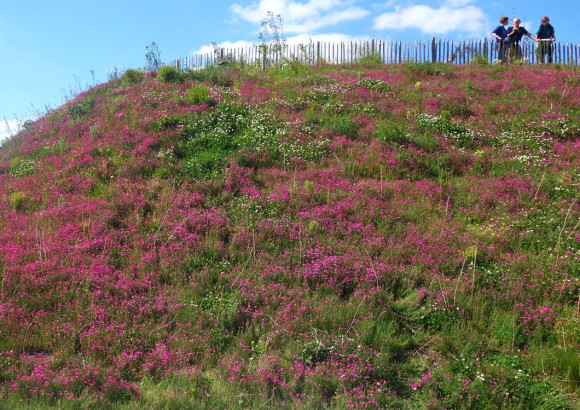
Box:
xmin=431 ymin=37 xmax=437 ymax=62
xmin=483 ymin=37 xmax=488 ymax=61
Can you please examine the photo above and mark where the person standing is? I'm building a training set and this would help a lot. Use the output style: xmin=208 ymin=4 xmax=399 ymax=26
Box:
xmin=536 ymin=16 xmax=556 ymax=63
xmin=491 ymin=16 xmax=509 ymax=62
xmin=505 ymin=18 xmax=537 ymax=61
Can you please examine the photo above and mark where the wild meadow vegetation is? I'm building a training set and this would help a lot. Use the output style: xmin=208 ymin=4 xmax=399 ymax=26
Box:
xmin=0 ymin=60 xmax=579 ymax=408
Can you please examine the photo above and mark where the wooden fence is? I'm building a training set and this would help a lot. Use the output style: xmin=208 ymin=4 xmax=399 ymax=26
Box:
xmin=171 ymin=38 xmax=580 ymax=69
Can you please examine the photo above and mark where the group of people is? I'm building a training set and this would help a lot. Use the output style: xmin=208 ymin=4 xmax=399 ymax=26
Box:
xmin=491 ymin=16 xmax=556 ymax=63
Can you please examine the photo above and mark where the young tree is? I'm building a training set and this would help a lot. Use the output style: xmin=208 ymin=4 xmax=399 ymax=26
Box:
xmin=257 ymin=11 xmax=286 ymax=69
xmin=145 ymin=41 xmax=163 ymax=71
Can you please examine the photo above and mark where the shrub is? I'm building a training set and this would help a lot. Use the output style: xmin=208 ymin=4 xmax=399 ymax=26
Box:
xmin=158 ymin=65 xmax=181 ymax=83
xmin=122 ymin=69 xmax=143 ymax=86
xmin=185 ymin=85 xmax=210 ymax=105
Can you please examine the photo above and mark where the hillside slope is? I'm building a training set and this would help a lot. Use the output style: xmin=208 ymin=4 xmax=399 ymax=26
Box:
xmin=0 ymin=63 xmax=579 ymax=408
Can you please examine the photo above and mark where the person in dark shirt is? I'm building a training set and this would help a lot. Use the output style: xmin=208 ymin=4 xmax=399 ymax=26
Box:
xmin=491 ymin=16 xmax=509 ymax=62
xmin=505 ymin=18 xmax=537 ymax=61
xmin=536 ymin=16 xmax=556 ymax=63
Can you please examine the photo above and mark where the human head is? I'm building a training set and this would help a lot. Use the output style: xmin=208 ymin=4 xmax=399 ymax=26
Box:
xmin=500 ymin=16 xmax=508 ymax=25
xmin=513 ymin=18 xmax=521 ymax=26
xmin=541 ymin=16 xmax=550 ymax=25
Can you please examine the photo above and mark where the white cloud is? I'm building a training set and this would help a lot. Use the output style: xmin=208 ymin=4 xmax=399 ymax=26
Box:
xmin=230 ymin=0 xmax=369 ymax=34
xmin=0 ymin=120 xmax=20 ymax=143
xmin=0 ymin=119 xmax=19 ymax=142
xmin=284 ymin=7 xmax=369 ymax=33
xmin=374 ymin=3 xmax=486 ymax=35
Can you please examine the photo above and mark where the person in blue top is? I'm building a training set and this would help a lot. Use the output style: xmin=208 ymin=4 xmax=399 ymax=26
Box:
xmin=491 ymin=16 xmax=509 ymax=62
xmin=505 ymin=18 xmax=537 ymax=61
xmin=536 ymin=16 xmax=556 ymax=63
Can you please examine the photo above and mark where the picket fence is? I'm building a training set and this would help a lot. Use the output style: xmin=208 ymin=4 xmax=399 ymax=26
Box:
xmin=170 ymin=38 xmax=580 ymax=70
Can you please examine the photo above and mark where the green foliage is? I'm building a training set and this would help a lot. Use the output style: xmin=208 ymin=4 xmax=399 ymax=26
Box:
xmin=357 ymin=49 xmax=384 ymax=66
xmin=356 ymin=78 xmax=391 ymax=93
xmin=122 ymin=68 xmax=143 ymax=86
xmin=300 ymin=334 xmax=331 ymax=366
xmin=415 ymin=112 xmax=474 ymax=146
xmin=9 ymin=158 xmax=36 ymax=177
xmin=185 ymin=85 xmax=210 ymax=105
xmin=182 ymin=66 xmax=233 ymax=87
xmin=150 ymin=115 xmax=186 ymax=132
xmin=403 ymin=61 xmax=455 ymax=78
xmin=322 ymin=116 xmax=359 ymax=138
xmin=298 ymin=74 xmax=333 ymax=87
xmin=158 ymin=65 xmax=181 ymax=83
xmin=66 ymin=93 xmax=95 ymax=120
xmin=9 ymin=191 xmax=27 ymax=211
xmin=373 ymin=120 xmax=406 ymax=143
xmin=471 ymin=52 xmax=490 ymax=65
xmin=284 ymin=56 xmax=310 ymax=75
xmin=176 ymin=103 xmax=284 ymax=179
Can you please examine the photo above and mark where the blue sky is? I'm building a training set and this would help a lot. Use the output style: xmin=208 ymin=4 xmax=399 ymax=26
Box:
xmin=1 ymin=0 xmax=578 ymax=141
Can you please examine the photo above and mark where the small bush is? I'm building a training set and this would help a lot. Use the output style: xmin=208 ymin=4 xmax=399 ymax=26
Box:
xmin=122 ymin=69 xmax=143 ymax=86
xmin=185 ymin=85 xmax=210 ymax=105
xmin=158 ymin=65 xmax=181 ymax=83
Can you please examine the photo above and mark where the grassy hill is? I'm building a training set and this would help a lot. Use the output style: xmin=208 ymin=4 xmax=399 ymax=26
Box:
xmin=0 ymin=61 xmax=579 ymax=408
